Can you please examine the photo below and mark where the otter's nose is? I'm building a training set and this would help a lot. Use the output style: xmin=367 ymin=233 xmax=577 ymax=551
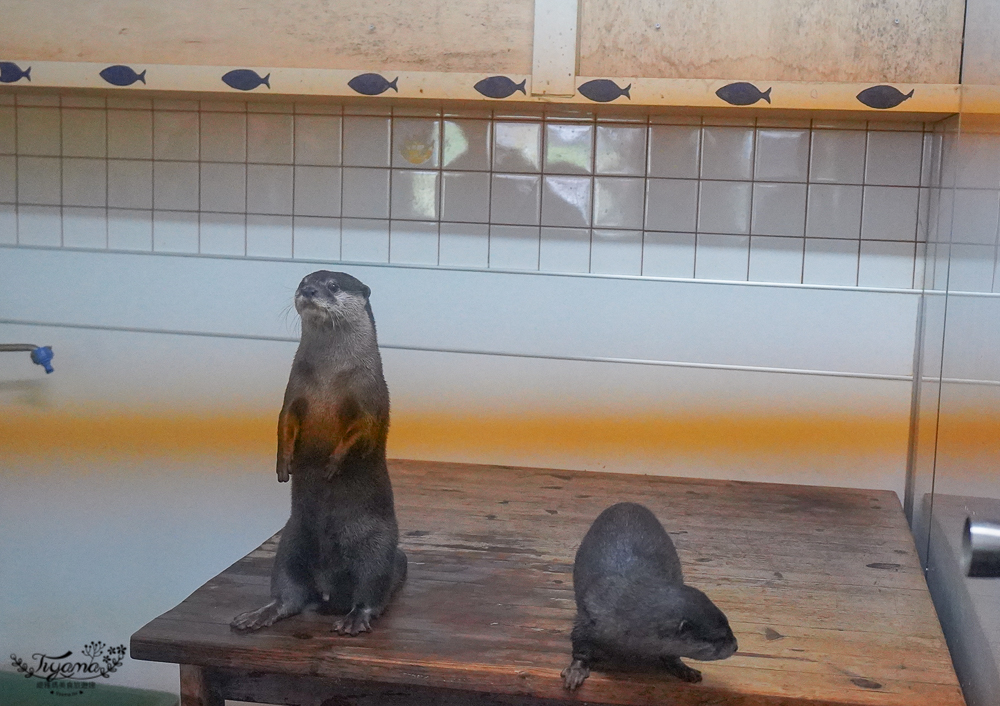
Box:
xmin=300 ymin=285 xmax=318 ymax=298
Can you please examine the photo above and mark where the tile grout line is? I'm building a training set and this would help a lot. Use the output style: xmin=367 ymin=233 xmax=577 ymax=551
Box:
xmin=58 ymin=97 xmax=64 ymax=247
xmin=196 ymin=108 xmax=203 ymax=255
xmin=242 ymin=104 xmax=248 ymax=257
xmin=800 ymin=122 xmax=814 ymax=285
xmin=745 ymin=118 xmax=757 ymax=282
xmin=13 ymin=98 xmax=19 ymax=245
xmin=536 ymin=117 xmax=544 ymax=272
xmin=150 ymin=101 xmax=157 ymax=254
xmin=386 ymin=113 xmax=394 ymax=265
xmin=910 ymin=124 xmax=928 ymax=290
xmin=587 ymin=118 xmax=597 ymax=273
xmin=692 ymin=117 xmax=706 ymax=278
xmin=639 ymin=115 xmax=651 ymax=276
xmin=856 ymin=126 xmax=870 ymax=287
xmin=486 ymin=109 xmax=495 ymax=270
xmin=436 ymin=114 xmax=444 ymax=266
xmin=104 ymin=98 xmax=110 ymax=249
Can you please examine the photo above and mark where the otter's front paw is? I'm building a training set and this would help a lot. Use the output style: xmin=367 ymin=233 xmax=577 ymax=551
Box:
xmin=231 ymin=601 xmax=282 ymax=631
xmin=333 ymin=607 xmax=372 ymax=635
xmin=561 ymin=659 xmax=590 ymax=690
xmin=662 ymin=657 xmax=702 ymax=683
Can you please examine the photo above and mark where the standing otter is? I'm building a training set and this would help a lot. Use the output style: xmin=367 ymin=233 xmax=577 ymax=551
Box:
xmin=231 ymin=270 xmax=406 ymax=635
xmin=562 ymin=502 xmax=737 ymax=689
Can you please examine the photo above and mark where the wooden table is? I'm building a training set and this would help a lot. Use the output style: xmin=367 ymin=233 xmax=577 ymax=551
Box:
xmin=131 ymin=460 xmax=965 ymax=706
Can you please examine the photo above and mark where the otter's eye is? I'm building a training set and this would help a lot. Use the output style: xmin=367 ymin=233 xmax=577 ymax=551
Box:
xmin=327 ymin=282 xmax=339 ymax=293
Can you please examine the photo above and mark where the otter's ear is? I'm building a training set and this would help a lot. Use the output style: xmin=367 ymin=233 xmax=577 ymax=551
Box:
xmin=362 ymin=285 xmax=371 ymax=299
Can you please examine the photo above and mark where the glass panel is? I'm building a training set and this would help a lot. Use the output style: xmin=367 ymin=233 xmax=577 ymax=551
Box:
xmin=910 ymin=84 xmax=1000 ymax=706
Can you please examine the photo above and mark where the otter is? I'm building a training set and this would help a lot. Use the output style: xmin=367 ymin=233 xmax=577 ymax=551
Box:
xmin=562 ymin=502 xmax=737 ymax=689
xmin=231 ymin=270 xmax=406 ymax=635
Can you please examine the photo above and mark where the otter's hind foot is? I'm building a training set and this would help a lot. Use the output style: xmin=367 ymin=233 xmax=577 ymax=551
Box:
xmin=561 ymin=659 xmax=590 ymax=690
xmin=661 ymin=656 xmax=702 ymax=683
xmin=231 ymin=599 xmax=298 ymax=632
xmin=333 ymin=606 xmax=373 ymax=635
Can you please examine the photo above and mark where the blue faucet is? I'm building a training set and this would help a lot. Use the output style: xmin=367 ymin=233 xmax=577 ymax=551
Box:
xmin=1 ymin=344 xmax=55 ymax=373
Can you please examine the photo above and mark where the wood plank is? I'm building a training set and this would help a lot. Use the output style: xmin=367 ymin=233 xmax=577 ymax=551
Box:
xmin=961 ymin=0 xmax=1000 ymax=86
xmin=0 ymin=0 xmax=966 ymax=85
xmin=578 ymin=0 xmax=964 ymax=83
xmin=0 ymin=0 xmax=534 ymax=74
xmin=130 ymin=460 xmax=963 ymax=706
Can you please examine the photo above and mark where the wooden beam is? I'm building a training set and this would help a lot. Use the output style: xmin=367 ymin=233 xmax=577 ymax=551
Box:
xmin=0 ymin=60 xmax=983 ymax=116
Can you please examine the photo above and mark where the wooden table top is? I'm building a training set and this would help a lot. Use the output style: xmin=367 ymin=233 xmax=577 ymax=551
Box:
xmin=131 ymin=460 xmax=964 ymax=706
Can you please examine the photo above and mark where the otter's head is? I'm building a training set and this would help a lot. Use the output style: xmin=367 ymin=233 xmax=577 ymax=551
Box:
xmin=647 ymin=584 xmax=738 ymax=662
xmin=294 ymin=270 xmax=374 ymax=329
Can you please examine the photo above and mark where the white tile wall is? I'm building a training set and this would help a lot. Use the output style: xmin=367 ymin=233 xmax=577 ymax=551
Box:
xmin=0 ymin=155 xmax=13 ymax=203
xmin=108 ymin=208 xmax=152 ymax=251
xmin=246 ymin=214 xmax=293 ymax=259
xmin=544 ymin=122 xmax=593 ymax=175
xmin=440 ymin=222 xmax=489 ymax=267
xmin=642 ymin=231 xmax=695 ymax=278
xmin=540 ymin=226 xmax=590 ymax=273
xmin=0 ymin=94 xmax=953 ymax=289
xmin=200 ymin=212 xmax=246 ymax=256
xmin=16 ymin=205 xmax=61 ymax=246
xmin=153 ymin=210 xmax=199 ymax=254
xmin=341 ymin=217 xmax=388 ymax=262
xmin=389 ymin=220 xmax=438 ymax=265
xmin=696 ymin=233 xmax=749 ymax=280
xmin=248 ymin=113 xmax=293 ymax=164
xmin=62 ymin=206 xmax=106 ymax=249
xmin=295 ymin=215 xmax=342 ymax=260
xmin=0 ymin=203 xmax=15 ymax=244
xmin=591 ymin=229 xmax=642 ymax=275
xmin=749 ymin=236 xmax=804 ymax=284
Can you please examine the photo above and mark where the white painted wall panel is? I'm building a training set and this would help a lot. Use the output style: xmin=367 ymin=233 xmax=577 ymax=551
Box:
xmin=0 ymin=248 xmax=919 ymax=377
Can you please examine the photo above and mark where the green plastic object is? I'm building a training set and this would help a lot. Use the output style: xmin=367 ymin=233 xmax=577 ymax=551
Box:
xmin=0 ymin=671 xmax=178 ymax=706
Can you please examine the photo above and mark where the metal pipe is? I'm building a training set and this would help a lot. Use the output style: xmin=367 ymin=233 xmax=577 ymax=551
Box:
xmin=963 ymin=517 xmax=1000 ymax=577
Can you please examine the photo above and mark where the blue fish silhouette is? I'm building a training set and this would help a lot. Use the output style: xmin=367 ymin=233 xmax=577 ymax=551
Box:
xmin=348 ymin=73 xmax=398 ymax=96
xmin=578 ymin=79 xmax=630 ymax=103
xmin=100 ymin=65 xmax=146 ymax=87
xmin=474 ymin=76 xmax=526 ymax=99
xmin=856 ymin=85 xmax=914 ymax=110
xmin=0 ymin=61 xmax=30 ymax=83
xmin=716 ymin=82 xmax=771 ymax=106
xmin=222 ymin=69 xmax=270 ymax=91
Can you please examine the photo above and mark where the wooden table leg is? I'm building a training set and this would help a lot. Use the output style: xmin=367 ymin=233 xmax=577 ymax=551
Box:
xmin=180 ymin=665 xmax=224 ymax=706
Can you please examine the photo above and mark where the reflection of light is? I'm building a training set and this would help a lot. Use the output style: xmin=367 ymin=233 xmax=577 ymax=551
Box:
xmin=547 ymin=146 xmax=590 ymax=171
xmin=546 ymin=124 xmax=592 ymax=172
xmin=495 ymin=123 xmax=540 ymax=169
xmin=411 ymin=172 xmax=438 ymax=218
xmin=443 ymin=122 xmax=469 ymax=167
xmin=547 ymin=176 xmax=591 ymax=221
